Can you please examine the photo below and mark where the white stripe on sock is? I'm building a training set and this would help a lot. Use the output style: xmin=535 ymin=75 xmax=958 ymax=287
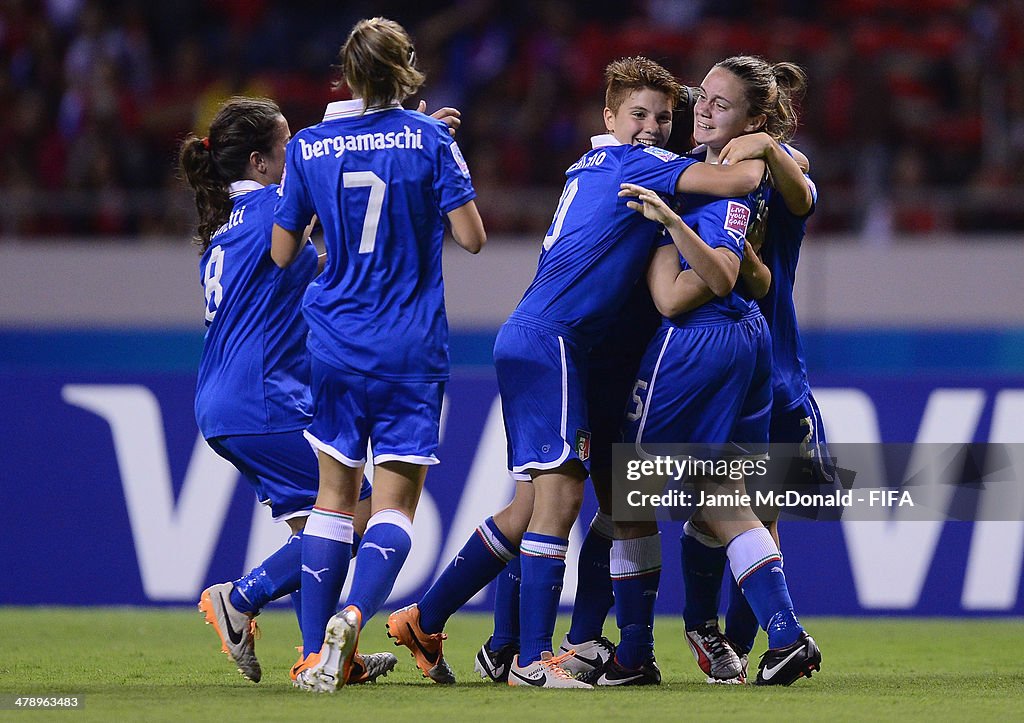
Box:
xmin=365 ymin=508 xmax=414 ymax=537
xmin=610 ymin=534 xmax=662 ymax=579
xmin=305 ymin=509 xmax=354 ymax=543
xmin=727 ymin=527 xmax=782 ymax=585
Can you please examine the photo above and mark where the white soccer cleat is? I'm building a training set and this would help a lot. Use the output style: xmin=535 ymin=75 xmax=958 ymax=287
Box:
xmin=685 ymin=619 xmax=744 ymax=684
xmin=291 ymin=606 xmax=362 ymax=693
xmin=507 ymin=651 xmax=594 ymax=689
xmin=557 ymin=634 xmax=615 ymax=677
xmin=347 ymin=651 xmax=399 ymax=684
xmin=198 ymin=582 xmax=261 ymax=683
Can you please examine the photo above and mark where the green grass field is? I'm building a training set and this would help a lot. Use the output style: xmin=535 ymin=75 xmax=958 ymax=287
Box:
xmin=1 ymin=609 xmax=1022 ymax=721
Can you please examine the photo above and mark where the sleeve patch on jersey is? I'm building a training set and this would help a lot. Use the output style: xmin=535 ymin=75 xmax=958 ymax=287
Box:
xmin=643 ymin=146 xmax=679 ymax=162
xmin=724 ymin=201 xmax=750 ymax=236
xmin=450 ymin=141 xmax=471 ymax=178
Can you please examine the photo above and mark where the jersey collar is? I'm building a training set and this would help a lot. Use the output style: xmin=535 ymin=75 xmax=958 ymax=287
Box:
xmin=591 ymin=133 xmax=623 ymax=148
xmin=324 ymin=98 xmax=402 ymax=120
xmin=228 ymin=180 xmax=265 ymax=198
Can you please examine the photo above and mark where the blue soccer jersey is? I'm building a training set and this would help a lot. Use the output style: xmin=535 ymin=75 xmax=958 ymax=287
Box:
xmin=626 ymin=184 xmax=773 ymax=450
xmin=511 ymin=135 xmax=696 ymax=346
xmin=757 ymin=163 xmax=818 ymax=412
xmin=666 ymin=190 xmax=759 ymax=324
xmin=195 ymin=181 xmax=318 ymax=438
xmin=274 ymin=99 xmax=476 ymax=382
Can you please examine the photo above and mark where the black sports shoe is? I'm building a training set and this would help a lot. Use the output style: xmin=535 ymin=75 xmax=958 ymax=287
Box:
xmin=755 ymin=632 xmax=821 ymax=686
xmin=581 ymin=656 xmax=662 ymax=687
xmin=473 ymin=637 xmax=519 ymax=683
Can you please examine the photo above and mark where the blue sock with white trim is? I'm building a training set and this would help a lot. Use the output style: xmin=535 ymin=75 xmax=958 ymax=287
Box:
xmin=519 ymin=532 xmax=569 ymax=666
xmin=346 ymin=509 xmax=413 ymax=624
xmin=727 ymin=527 xmax=802 ymax=649
xmin=300 ymin=507 xmax=353 ymax=657
xmin=610 ymin=534 xmax=661 ymax=669
xmin=680 ymin=519 xmax=726 ymax=630
xmin=491 ymin=556 xmax=521 ymax=648
xmin=567 ymin=511 xmax=614 ymax=644
xmin=724 ymin=571 xmax=759 ymax=654
xmin=418 ymin=516 xmax=517 ymax=635
xmin=230 ymin=531 xmax=303 ymax=614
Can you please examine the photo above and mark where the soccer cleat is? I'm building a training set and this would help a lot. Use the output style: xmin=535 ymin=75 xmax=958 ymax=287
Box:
xmin=291 ymin=606 xmax=362 ymax=693
xmin=347 ymin=651 xmax=399 ymax=684
xmin=386 ymin=604 xmax=456 ymax=684
xmin=581 ymin=656 xmax=662 ymax=687
xmin=755 ymin=632 xmax=821 ymax=686
xmin=556 ymin=634 xmax=616 ymax=677
xmin=725 ymin=637 xmax=750 ymax=684
xmin=474 ymin=637 xmax=519 ymax=683
xmin=685 ymin=619 xmax=744 ymax=684
xmin=290 ymin=651 xmax=326 ymax=692
xmin=507 ymin=651 xmax=594 ymax=689
xmin=198 ymin=582 xmax=261 ymax=683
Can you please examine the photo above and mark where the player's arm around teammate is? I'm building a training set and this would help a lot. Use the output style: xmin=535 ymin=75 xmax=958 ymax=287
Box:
xmin=673 ymin=55 xmax=821 ymax=687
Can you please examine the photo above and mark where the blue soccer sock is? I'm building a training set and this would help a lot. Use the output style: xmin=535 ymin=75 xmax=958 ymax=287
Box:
xmin=567 ymin=511 xmax=614 ymax=644
xmin=519 ymin=532 xmax=569 ymax=666
xmin=290 ymin=590 xmax=302 ymax=631
xmin=419 ymin=516 xmax=517 ymax=634
xmin=681 ymin=519 xmax=727 ymax=630
xmin=346 ymin=509 xmax=413 ymax=624
xmin=230 ymin=531 xmax=304 ymax=614
xmin=724 ymin=569 xmax=759 ymax=655
xmin=299 ymin=507 xmax=353 ymax=658
xmin=727 ymin=527 xmax=803 ymax=649
xmin=610 ymin=534 xmax=661 ymax=669
xmin=491 ymin=556 xmax=521 ymax=649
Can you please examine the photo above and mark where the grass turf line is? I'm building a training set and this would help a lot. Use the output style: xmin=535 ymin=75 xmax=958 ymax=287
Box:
xmin=0 ymin=609 xmax=1022 ymax=721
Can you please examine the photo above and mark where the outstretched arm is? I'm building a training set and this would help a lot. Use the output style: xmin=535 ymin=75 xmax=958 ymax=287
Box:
xmin=675 ymin=158 xmax=766 ymax=197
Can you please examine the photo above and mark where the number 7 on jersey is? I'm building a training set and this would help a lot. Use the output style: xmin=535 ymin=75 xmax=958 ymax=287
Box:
xmin=343 ymin=171 xmax=386 ymax=254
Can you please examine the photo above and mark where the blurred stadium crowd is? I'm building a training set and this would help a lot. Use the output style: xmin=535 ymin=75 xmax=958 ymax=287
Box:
xmin=2 ymin=0 xmax=1023 ymax=239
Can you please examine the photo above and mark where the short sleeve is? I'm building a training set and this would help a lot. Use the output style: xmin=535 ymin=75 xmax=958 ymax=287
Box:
xmin=696 ymin=197 xmax=751 ymax=259
xmin=433 ymin=124 xmax=476 ymax=214
xmin=273 ymin=136 xmax=315 ymax=232
xmin=623 ymin=147 xmax=697 ymax=197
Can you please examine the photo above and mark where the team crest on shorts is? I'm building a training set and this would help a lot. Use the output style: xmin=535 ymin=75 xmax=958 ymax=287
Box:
xmin=575 ymin=429 xmax=591 ymax=462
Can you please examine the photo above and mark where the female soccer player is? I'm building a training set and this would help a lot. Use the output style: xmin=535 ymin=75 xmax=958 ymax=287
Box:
xmin=386 ymin=56 xmax=766 ymax=689
xmin=180 ymin=96 xmax=390 ymax=686
xmin=684 ymin=55 xmax=832 ymax=683
xmin=271 ymin=17 xmax=485 ymax=693
xmin=620 ymin=55 xmax=822 ymax=687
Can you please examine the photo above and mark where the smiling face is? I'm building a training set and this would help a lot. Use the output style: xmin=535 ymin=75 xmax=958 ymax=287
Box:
xmin=692 ymin=66 xmax=766 ymax=159
xmin=604 ymin=87 xmax=674 ymax=148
